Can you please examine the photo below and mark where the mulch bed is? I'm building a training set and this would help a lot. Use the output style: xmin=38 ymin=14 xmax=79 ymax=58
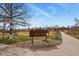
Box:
xmin=11 ymin=39 xmax=62 ymax=49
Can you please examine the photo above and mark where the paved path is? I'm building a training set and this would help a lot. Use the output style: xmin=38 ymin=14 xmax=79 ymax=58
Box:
xmin=0 ymin=32 xmax=79 ymax=56
xmin=32 ymin=32 xmax=79 ymax=56
xmin=58 ymin=32 xmax=79 ymax=56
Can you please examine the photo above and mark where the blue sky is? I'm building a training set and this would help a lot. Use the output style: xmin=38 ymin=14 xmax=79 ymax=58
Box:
xmin=25 ymin=3 xmax=79 ymax=28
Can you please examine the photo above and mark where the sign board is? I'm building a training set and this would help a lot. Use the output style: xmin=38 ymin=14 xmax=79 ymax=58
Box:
xmin=29 ymin=29 xmax=49 ymax=37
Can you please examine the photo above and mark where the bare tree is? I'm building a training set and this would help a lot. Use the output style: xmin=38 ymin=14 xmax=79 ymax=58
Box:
xmin=75 ymin=17 xmax=79 ymax=26
xmin=73 ymin=17 xmax=79 ymax=35
xmin=0 ymin=3 xmax=30 ymax=40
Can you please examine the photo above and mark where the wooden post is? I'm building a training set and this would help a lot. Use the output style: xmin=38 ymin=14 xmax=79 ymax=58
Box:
xmin=31 ymin=37 xmax=34 ymax=47
xmin=46 ymin=33 xmax=48 ymax=41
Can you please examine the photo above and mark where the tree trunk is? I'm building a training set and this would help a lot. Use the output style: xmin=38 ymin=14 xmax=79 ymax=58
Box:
xmin=2 ymin=22 xmax=6 ymax=40
xmin=9 ymin=3 xmax=14 ymax=40
xmin=9 ymin=23 xmax=13 ymax=40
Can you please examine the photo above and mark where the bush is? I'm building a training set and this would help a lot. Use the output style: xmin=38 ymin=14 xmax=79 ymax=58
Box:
xmin=48 ymin=32 xmax=62 ymax=40
xmin=53 ymin=33 xmax=62 ymax=40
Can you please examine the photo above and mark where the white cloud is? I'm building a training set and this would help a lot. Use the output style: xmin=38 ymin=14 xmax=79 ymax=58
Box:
xmin=27 ymin=4 xmax=55 ymax=19
xmin=46 ymin=6 xmax=57 ymax=15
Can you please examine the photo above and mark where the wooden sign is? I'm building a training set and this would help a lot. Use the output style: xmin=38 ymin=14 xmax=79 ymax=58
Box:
xmin=29 ymin=29 xmax=49 ymax=37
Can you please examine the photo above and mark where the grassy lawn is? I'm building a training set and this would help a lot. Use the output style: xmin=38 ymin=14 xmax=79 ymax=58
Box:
xmin=0 ymin=31 xmax=62 ymax=44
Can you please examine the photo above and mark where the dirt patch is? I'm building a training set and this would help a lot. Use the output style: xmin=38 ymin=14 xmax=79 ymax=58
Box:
xmin=11 ymin=39 xmax=62 ymax=49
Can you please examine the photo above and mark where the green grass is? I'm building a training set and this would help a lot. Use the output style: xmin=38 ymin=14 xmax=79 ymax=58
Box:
xmin=0 ymin=32 xmax=62 ymax=44
xmin=0 ymin=35 xmax=32 ymax=44
xmin=48 ymin=32 xmax=62 ymax=40
xmin=14 ymin=35 xmax=32 ymax=41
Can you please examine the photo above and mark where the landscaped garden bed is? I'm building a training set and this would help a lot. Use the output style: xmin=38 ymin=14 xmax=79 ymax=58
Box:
xmin=11 ymin=39 xmax=62 ymax=49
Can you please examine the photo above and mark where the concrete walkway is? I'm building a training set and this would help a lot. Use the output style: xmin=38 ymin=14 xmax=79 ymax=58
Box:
xmin=58 ymin=32 xmax=79 ymax=56
xmin=0 ymin=32 xmax=79 ymax=56
xmin=32 ymin=32 xmax=79 ymax=56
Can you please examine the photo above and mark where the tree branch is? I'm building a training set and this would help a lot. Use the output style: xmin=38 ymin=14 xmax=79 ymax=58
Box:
xmin=0 ymin=5 xmax=10 ymax=16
